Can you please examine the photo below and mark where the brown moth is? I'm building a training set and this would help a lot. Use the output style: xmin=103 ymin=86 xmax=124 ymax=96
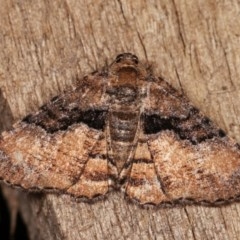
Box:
xmin=0 ymin=53 xmax=240 ymax=206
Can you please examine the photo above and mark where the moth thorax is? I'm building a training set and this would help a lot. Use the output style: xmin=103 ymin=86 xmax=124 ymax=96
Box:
xmin=117 ymin=67 xmax=138 ymax=84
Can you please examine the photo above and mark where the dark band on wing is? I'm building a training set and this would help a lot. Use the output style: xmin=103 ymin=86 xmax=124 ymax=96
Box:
xmin=127 ymin=177 xmax=146 ymax=186
xmin=143 ymin=107 xmax=226 ymax=144
xmin=23 ymin=107 xmax=107 ymax=133
xmin=89 ymin=153 xmax=107 ymax=159
xmin=120 ymin=158 xmax=154 ymax=171
xmin=83 ymin=171 xmax=110 ymax=181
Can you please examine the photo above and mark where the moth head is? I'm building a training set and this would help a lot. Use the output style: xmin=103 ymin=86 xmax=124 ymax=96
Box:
xmin=115 ymin=53 xmax=139 ymax=64
xmin=110 ymin=53 xmax=147 ymax=79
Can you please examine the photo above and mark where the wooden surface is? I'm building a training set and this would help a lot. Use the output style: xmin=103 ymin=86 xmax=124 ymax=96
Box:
xmin=1 ymin=0 xmax=240 ymax=239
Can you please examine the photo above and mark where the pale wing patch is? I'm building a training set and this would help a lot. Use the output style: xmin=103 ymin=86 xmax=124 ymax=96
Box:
xmin=67 ymin=157 xmax=109 ymax=198
xmin=0 ymin=123 xmax=100 ymax=190
xmin=124 ymin=142 xmax=167 ymax=205
xmin=67 ymin=133 xmax=113 ymax=199
xmin=149 ymin=131 xmax=240 ymax=203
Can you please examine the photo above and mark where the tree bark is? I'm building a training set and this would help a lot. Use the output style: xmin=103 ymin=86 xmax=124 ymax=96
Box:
xmin=1 ymin=0 xmax=240 ymax=239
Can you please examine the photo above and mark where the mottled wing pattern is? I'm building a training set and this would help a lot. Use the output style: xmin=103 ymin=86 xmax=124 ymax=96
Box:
xmin=22 ymin=72 xmax=108 ymax=133
xmin=149 ymin=131 xmax=240 ymax=204
xmin=67 ymin=130 xmax=113 ymax=198
xmin=123 ymin=140 xmax=168 ymax=205
xmin=124 ymin=77 xmax=240 ymax=205
xmin=0 ymin=123 xmax=96 ymax=194
xmin=0 ymin=71 xmax=114 ymax=199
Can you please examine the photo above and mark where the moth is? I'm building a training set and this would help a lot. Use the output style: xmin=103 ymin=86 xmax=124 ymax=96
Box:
xmin=0 ymin=53 xmax=240 ymax=206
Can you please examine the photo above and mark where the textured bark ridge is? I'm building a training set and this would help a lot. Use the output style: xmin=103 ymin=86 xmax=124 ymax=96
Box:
xmin=1 ymin=53 xmax=240 ymax=207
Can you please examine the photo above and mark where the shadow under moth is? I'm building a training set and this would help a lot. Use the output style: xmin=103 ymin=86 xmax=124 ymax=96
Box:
xmin=0 ymin=53 xmax=240 ymax=206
